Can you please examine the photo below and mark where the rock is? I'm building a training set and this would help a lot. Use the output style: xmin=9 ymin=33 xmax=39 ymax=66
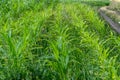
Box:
xmin=109 ymin=0 xmax=120 ymax=11
xmin=99 ymin=0 xmax=120 ymax=33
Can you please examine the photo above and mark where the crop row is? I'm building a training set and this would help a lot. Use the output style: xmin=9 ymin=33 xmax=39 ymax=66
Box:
xmin=0 ymin=1 xmax=120 ymax=80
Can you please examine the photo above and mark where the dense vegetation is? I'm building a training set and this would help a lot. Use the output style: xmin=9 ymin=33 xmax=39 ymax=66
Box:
xmin=0 ymin=0 xmax=120 ymax=80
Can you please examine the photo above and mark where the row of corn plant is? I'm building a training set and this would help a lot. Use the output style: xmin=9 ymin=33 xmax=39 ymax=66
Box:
xmin=32 ymin=2 xmax=120 ymax=80
xmin=57 ymin=3 xmax=120 ymax=79
xmin=0 ymin=0 xmax=54 ymax=79
xmin=0 ymin=0 xmax=120 ymax=80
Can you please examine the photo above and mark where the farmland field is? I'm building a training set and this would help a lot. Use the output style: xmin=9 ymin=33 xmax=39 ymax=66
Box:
xmin=0 ymin=0 xmax=120 ymax=80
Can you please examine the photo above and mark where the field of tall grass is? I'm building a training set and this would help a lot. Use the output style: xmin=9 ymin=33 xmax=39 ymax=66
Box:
xmin=0 ymin=0 xmax=120 ymax=80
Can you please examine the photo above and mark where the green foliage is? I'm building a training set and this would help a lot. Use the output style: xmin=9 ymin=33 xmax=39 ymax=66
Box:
xmin=0 ymin=0 xmax=120 ymax=80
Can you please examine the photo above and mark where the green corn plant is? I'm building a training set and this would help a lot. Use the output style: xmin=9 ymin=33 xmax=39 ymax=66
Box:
xmin=0 ymin=0 xmax=120 ymax=80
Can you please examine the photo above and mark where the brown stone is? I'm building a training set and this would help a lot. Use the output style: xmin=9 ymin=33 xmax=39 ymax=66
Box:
xmin=109 ymin=0 xmax=120 ymax=11
xmin=99 ymin=0 xmax=120 ymax=33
